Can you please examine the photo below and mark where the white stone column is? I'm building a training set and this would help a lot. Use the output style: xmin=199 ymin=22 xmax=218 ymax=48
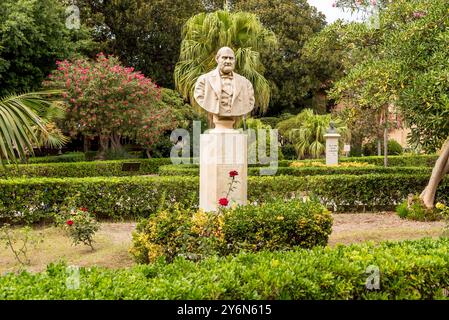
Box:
xmin=200 ymin=127 xmax=247 ymax=212
xmin=324 ymin=132 xmax=341 ymax=165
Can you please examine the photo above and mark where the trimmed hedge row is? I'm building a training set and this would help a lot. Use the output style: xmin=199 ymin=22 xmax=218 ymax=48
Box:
xmin=1 ymin=174 xmax=447 ymax=223
xmin=25 ymin=152 xmax=86 ymax=164
xmin=275 ymin=154 xmax=438 ymax=167
xmin=0 ymin=158 xmax=172 ymax=178
xmin=159 ymin=164 xmax=432 ymax=177
xmin=1 ymin=238 xmax=449 ymax=299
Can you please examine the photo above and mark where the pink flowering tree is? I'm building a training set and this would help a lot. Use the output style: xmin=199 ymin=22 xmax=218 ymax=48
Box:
xmin=44 ymin=53 xmax=177 ymax=158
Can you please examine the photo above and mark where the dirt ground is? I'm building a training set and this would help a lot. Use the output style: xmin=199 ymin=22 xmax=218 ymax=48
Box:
xmin=328 ymin=212 xmax=445 ymax=246
xmin=0 ymin=212 xmax=445 ymax=273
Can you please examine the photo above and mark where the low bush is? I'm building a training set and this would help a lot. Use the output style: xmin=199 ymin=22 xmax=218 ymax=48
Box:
xmin=1 ymin=174 xmax=448 ymax=224
xmin=396 ymin=194 xmax=442 ymax=221
xmin=0 ymin=158 xmax=172 ymax=178
xmin=1 ymin=238 xmax=449 ymax=299
xmin=130 ymin=198 xmax=332 ymax=264
xmin=362 ymin=140 xmax=404 ymax=156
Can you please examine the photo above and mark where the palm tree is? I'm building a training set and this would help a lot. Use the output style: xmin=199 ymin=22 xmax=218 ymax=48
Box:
xmin=0 ymin=90 xmax=66 ymax=164
xmin=174 ymin=10 xmax=277 ymax=114
xmin=277 ymin=109 xmax=350 ymax=159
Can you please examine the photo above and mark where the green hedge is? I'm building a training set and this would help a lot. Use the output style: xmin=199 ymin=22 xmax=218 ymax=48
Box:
xmin=25 ymin=152 xmax=86 ymax=164
xmin=0 ymin=158 xmax=172 ymax=178
xmin=159 ymin=164 xmax=431 ymax=176
xmin=130 ymin=198 xmax=332 ymax=264
xmin=1 ymin=174 xmax=447 ymax=223
xmin=275 ymin=155 xmax=438 ymax=167
xmin=1 ymin=238 xmax=449 ymax=299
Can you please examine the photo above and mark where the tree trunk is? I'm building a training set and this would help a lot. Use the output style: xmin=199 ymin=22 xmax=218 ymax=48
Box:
xmin=383 ymin=126 xmax=388 ymax=167
xmin=377 ymin=138 xmax=382 ymax=156
xmin=110 ymin=133 xmax=122 ymax=151
xmin=420 ymin=138 xmax=449 ymax=208
xmin=83 ymin=136 xmax=90 ymax=153
xmin=146 ymin=149 xmax=152 ymax=158
xmin=96 ymin=134 xmax=109 ymax=160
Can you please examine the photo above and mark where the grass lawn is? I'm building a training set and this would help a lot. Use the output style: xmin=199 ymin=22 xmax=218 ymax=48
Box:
xmin=0 ymin=212 xmax=445 ymax=273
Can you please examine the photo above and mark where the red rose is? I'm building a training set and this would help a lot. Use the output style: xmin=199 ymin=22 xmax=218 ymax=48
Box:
xmin=218 ymin=198 xmax=229 ymax=206
xmin=80 ymin=207 xmax=88 ymax=212
xmin=229 ymin=170 xmax=238 ymax=178
xmin=66 ymin=220 xmax=74 ymax=226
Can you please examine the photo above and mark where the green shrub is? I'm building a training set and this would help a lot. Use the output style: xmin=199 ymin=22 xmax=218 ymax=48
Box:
xmin=2 ymin=238 xmax=449 ymax=299
xmin=362 ymin=140 xmax=404 ymax=156
xmin=0 ymin=158 xmax=172 ymax=178
xmin=396 ymin=194 xmax=442 ymax=221
xmin=221 ymin=197 xmax=332 ymax=253
xmin=281 ymin=143 xmax=297 ymax=160
xmin=130 ymin=203 xmax=223 ymax=264
xmin=130 ymin=198 xmax=332 ymax=264
xmin=26 ymin=152 xmax=86 ymax=164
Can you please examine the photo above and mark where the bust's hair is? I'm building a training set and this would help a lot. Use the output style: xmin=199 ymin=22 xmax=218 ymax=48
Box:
xmin=216 ymin=47 xmax=235 ymax=60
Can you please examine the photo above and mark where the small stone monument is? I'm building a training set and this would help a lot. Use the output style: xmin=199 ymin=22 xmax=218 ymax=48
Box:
xmin=324 ymin=122 xmax=341 ymax=165
xmin=194 ymin=47 xmax=255 ymax=212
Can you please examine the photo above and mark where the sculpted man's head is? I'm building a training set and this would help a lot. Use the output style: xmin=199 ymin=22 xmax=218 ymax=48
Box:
xmin=215 ymin=47 xmax=235 ymax=74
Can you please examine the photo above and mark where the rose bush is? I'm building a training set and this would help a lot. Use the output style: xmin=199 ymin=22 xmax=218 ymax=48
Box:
xmin=56 ymin=207 xmax=99 ymax=250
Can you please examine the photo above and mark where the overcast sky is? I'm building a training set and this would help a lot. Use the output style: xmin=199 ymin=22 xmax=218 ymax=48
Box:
xmin=307 ymin=0 xmax=366 ymax=23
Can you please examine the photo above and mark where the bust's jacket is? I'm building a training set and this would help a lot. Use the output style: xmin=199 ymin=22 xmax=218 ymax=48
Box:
xmin=194 ymin=68 xmax=255 ymax=116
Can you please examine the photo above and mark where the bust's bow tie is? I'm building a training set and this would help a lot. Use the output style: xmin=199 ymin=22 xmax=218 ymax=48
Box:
xmin=221 ymin=73 xmax=233 ymax=79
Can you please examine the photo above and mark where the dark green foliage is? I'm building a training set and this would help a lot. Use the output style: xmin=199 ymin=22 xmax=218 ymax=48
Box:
xmin=0 ymin=0 xmax=92 ymax=95
xmin=362 ymin=140 xmax=404 ymax=156
xmin=233 ymin=0 xmax=327 ymax=114
xmin=75 ymin=0 xmax=207 ymax=88
xmin=2 ymin=238 xmax=449 ymax=299
xmin=281 ymin=144 xmax=297 ymax=160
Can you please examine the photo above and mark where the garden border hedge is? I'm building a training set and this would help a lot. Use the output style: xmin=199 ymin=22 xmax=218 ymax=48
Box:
xmin=1 ymin=174 xmax=447 ymax=223
xmin=1 ymin=238 xmax=449 ymax=299
xmin=0 ymin=158 xmax=172 ymax=178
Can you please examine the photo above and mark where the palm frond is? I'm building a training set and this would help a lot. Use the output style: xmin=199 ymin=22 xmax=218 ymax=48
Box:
xmin=0 ymin=90 xmax=65 ymax=164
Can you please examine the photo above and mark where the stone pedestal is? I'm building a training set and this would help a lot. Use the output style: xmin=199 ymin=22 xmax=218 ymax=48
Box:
xmin=200 ymin=129 xmax=247 ymax=212
xmin=324 ymin=133 xmax=341 ymax=165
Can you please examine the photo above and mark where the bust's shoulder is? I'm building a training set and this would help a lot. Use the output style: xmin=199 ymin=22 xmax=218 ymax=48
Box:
xmin=234 ymin=72 xmax=252 ymax=86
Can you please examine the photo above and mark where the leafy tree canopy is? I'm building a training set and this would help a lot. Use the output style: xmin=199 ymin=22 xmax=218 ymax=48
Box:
xmin=0 ymin=0 xmax=93 ymax=96
xmin=233 ymin=0 xmax=327 ymax=115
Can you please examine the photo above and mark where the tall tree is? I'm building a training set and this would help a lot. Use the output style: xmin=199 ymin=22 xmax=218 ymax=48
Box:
xmin=233 ymin=0 xmax=326 ymax=115
xmin=174 ymin=10 xmax=277 ymax=114
xmin=0 ymin=0 xmax=93 ymax=96
xmin=44 ymin=54 xmax=177 ymax=158
xmin=76 ymin=0 xmax=209 ymax=88
xmin=331 ymin=0 xmax=449 ymax=206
